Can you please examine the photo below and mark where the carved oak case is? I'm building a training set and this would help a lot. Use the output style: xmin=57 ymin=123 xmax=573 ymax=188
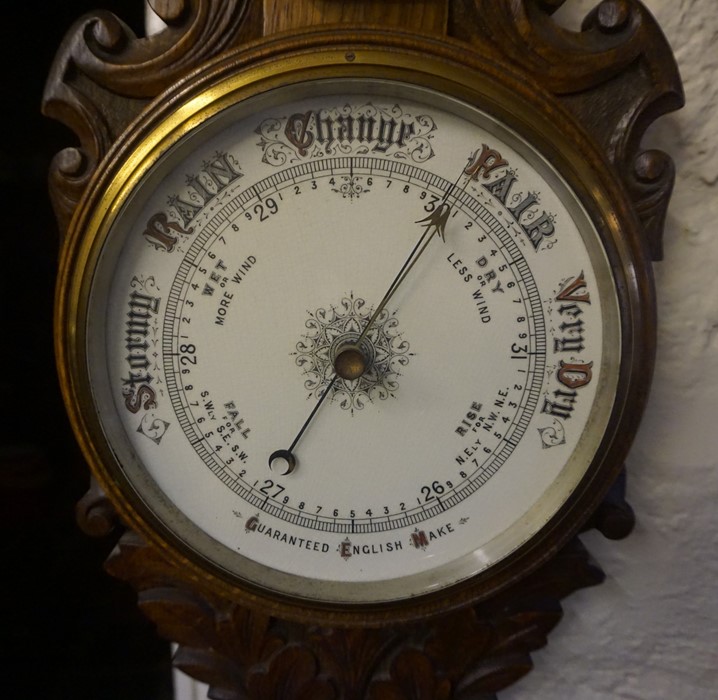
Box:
xmin=44 ymin=1 xmax=683 ymax=698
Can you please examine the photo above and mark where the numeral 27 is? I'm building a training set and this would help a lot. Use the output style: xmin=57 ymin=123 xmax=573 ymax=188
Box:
xmin=258 ymin=479 xmax=285 ymax=498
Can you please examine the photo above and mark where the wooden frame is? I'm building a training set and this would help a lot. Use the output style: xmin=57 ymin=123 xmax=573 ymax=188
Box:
xmin=44 ymin=1 xmax=683 ymax=696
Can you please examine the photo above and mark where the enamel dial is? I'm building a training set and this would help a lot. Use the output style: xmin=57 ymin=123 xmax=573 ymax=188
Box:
xmin=63 ymin=55 xmax=628 ymax=614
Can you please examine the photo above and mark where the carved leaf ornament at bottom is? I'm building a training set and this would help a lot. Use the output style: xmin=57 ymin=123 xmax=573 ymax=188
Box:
xmin=106 ymin=531 xmax=603 ymax=699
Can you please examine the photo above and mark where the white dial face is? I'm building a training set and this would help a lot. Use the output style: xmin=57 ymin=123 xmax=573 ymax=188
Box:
xmin=86 ymin=78 xmax=620 ymax=604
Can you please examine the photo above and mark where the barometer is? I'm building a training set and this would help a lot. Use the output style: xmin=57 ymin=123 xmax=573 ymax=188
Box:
xmin=59 ymin=45 xmax=637 ymax=618
xmin=48 ymin=1 xmax=683 ymax=694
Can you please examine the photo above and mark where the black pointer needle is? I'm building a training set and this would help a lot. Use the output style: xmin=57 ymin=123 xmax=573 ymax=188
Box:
xmin=269 ymin=165 xmax=469 ymax=475
xmin=353 ymin=164 xmax=467 ymax=347
xmin=268 ymin=375 xmax=340 ymax=475
xmin=354 ymin=203 xmax=451 ymax=348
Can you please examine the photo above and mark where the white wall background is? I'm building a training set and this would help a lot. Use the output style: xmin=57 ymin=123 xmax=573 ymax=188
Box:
xmin=171 ymin=1 xmax=718 ymax=697
xmin=503 ymin=1 xmax=718 ymax=698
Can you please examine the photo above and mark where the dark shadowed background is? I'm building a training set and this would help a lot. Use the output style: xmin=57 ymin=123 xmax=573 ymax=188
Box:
xmin=1 ymin=2 xmax=173 ymax=698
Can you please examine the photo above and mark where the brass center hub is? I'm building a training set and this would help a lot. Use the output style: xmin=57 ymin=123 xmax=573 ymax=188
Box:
xmin=334 ymin=345 xmax=368 ymax=380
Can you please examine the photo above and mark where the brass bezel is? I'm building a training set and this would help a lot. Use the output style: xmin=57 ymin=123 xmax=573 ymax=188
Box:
xmin=56 ymin=30 xmax=653 ymax=625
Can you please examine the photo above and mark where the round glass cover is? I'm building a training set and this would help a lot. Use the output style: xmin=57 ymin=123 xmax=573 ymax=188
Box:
xmin=84 ymin=75 xmax=621 ymax=605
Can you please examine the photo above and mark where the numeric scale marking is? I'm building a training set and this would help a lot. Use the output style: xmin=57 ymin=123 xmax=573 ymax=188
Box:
xmin=160 ymin=156 xmax=546 ymax=534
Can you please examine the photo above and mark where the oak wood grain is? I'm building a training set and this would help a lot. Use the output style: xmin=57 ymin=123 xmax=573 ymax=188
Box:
xmin=264 ymin=0 xmax=448 ymax=36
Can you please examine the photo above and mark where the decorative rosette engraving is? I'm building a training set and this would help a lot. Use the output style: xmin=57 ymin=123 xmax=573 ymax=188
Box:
xmin=331 ymin=174 xmax=370 ymax=199
xmin=293 ymin=295 xmax=413 ymax=413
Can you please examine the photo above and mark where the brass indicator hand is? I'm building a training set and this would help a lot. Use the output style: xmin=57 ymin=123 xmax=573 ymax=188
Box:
xmin=353 ymin=202 xmax=451 ymax=351
xmin=269 ymin=166 xmax=468 ymax=475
